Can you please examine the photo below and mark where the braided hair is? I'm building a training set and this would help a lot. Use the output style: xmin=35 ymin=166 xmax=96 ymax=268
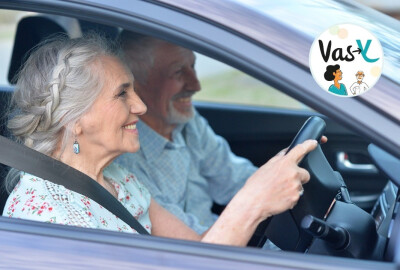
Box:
xmin=5 ymin=33 xmax=121 ymax=191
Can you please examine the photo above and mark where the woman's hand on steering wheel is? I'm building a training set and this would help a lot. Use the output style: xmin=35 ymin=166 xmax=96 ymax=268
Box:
xmin=238 ymin=139 xmax=318 ymax=223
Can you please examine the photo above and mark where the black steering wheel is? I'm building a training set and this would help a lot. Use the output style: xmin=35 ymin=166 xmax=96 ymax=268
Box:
xmin=270 ymin=116 xmax=345 ymax=251
xmin=249 ymin=116 xmax=382 ymax=259
xmin=285 ymin=116 xmax=325 ymax=153
xmin=249 ymin=116 xmax=344 ymax=249
xmin=249 ymin=116 xmax=342 ymax=249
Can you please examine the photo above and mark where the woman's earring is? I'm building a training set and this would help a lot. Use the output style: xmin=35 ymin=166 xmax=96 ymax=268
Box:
xmin=73 ymin=139 xmax=80 ymax=154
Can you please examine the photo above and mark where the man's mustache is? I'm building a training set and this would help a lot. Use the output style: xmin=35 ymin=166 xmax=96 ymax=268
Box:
xmin=172 ymin=91 xmax=195 ymax=100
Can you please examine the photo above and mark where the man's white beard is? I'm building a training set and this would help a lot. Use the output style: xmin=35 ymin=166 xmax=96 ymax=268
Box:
xmin=166 ymin=101 xmax=194 ymax=125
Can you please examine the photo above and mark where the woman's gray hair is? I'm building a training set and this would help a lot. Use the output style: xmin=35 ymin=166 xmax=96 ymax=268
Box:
xmin=119 ymin=30 xmax=164 ymax=85
xmin=5 ymin=33 xmax=122 ymax=192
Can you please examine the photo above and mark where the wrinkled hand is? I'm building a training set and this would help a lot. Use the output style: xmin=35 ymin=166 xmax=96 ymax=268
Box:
xmin=240 ymin=139 xmax=318 ymax=222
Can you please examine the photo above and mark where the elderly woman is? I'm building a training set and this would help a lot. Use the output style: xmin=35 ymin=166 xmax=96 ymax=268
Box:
xmin=2 ymin=34 xmax=316 ymax=246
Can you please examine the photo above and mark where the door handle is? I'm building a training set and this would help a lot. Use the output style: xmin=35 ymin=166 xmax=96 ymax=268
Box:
xmin=336 ymin=152 xmax=378 ymax=174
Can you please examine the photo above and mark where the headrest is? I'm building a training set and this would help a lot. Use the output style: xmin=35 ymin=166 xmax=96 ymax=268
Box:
xmin=8 ymin=16 xmax=67 ymax=84
xmin=79 ymin=20 xmax=119 ymax=40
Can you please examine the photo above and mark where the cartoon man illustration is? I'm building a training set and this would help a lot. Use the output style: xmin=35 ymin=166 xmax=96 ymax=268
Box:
xmin=349 ymin=70 xmax=369 ymax=95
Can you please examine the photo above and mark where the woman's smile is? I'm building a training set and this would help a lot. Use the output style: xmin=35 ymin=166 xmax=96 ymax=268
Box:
xmin=123 ymin=121 xmax=139 ymax=134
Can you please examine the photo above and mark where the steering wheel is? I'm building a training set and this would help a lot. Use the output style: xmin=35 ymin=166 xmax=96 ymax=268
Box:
xmin=249 ymin=117 xmax=341 ymax=245
xmin=248 ymin=116 xmax=382 ymax=259
xmin=248 ymin=116 xmax=341 ymax=248
xmin=285 ymin=116 xmax=325 ymax=153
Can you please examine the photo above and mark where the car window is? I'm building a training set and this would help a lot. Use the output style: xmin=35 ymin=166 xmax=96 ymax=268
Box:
xmin=0 ymin=9 xmax=314 ymax=237
xmin=194 ymin=53 xmax=310 ymax=110
xmin=1 ymin=10 xmax=307 ymax=111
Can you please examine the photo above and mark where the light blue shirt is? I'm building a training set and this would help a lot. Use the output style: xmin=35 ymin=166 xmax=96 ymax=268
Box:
xmin=115 ymin=110 xmax=257 ymax=233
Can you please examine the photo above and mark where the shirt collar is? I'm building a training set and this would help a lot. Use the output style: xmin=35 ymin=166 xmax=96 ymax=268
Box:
xmin=138 ymin=120 xmax=186 ymax=162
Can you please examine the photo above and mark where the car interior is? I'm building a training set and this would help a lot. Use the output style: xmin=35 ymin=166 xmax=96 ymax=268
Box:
xmin=0 ymin=11 xmax=397 ymax=263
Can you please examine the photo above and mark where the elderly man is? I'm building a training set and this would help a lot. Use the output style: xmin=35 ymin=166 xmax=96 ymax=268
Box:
xmin=114 ymin=31 xmax=328 ymax=239
xmin=114 ymin=31 xmax=257 ymax=234
xmin=349 ymin=71 xmax=369 ymax=95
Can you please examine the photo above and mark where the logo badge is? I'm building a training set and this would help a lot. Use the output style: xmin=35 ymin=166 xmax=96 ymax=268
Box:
xmin=309 ymin=24 xmax=383 ymax=97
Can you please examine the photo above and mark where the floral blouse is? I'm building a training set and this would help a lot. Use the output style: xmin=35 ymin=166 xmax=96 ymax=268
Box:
xmin=2 ymin=163 xmax=152 ymax=234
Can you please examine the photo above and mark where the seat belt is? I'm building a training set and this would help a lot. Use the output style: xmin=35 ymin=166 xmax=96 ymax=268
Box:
xmin=0 ymin=135 xmax=149 ymax=235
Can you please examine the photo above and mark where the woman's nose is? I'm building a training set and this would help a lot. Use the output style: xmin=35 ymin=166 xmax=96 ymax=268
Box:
xmin=130 ymin=92 xmax=147 ymax=115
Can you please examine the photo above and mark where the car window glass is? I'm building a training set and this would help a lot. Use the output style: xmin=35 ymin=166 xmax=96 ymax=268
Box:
xmin=194 ymin=53 xmax=310 ymax=110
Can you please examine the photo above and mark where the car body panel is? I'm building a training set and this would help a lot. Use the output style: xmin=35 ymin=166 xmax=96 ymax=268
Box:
xmin=0 ymin=217 xmax=395 ymax=269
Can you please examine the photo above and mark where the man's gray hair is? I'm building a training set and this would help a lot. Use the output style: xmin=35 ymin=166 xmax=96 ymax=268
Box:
xmin=5 ymin=33 xmax=121 ymax=191
xmin=119 ymin=30 xmax=164 ymax=85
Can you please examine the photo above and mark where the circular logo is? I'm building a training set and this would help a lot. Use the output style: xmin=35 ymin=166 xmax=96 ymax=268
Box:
xmin=309 ymin=24 xmax=383 ymax=97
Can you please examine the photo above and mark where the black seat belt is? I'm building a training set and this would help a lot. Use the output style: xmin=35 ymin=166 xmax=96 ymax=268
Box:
xmin=0 ymin=135 xmax=149 ymax=235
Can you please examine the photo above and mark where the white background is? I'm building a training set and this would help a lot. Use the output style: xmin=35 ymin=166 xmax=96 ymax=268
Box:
xmin=309 ymin=23 xmax=383 ymax=97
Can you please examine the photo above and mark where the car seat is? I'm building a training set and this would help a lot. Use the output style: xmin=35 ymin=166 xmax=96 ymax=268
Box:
xmin=78 ymin=19 xmax=119 ymax=40
xmin=8 ymin=16 xmax=67 ymax=84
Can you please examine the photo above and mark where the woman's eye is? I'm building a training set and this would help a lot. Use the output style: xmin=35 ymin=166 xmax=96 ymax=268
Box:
xmin=117 ymin=90 xmax=127 ymax=97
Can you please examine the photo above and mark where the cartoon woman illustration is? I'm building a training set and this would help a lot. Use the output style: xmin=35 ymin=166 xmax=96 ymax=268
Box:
xmin=324 ymin=64 xmax=348 ymax=96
